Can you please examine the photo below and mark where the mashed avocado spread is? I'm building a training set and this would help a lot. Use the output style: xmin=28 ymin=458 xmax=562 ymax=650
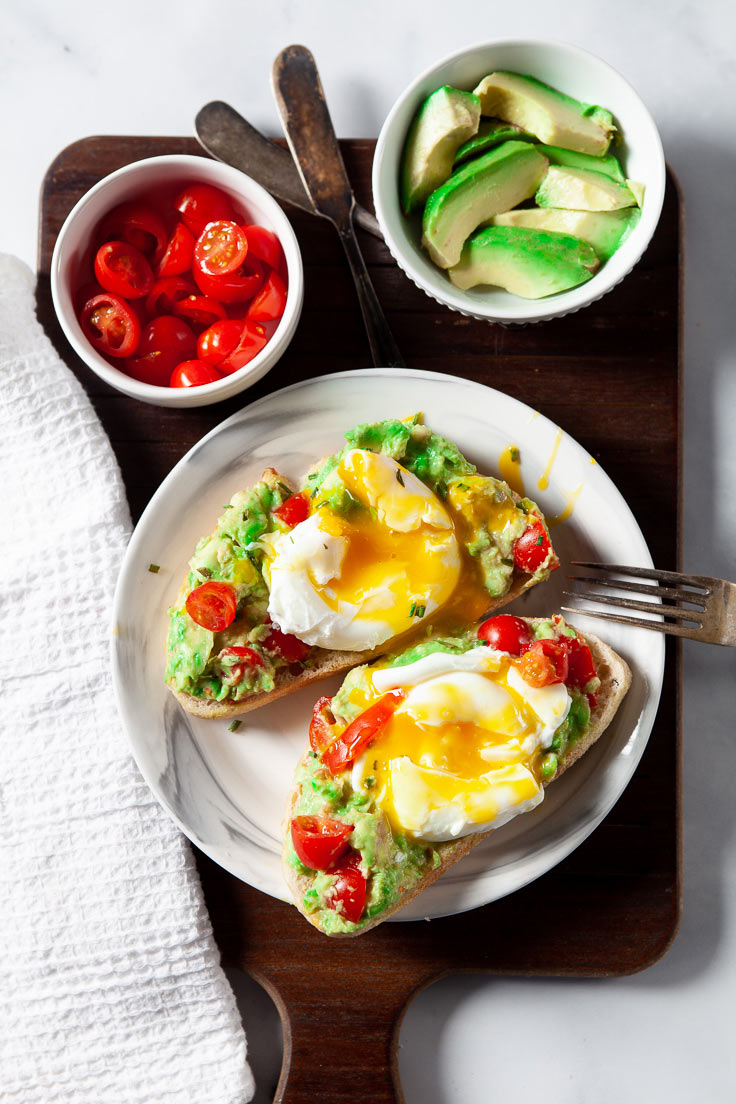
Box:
xmin=288 ymin=616 xmax=596 ymax=935
xmin=166 ymin=418 xmax=556 ymax=704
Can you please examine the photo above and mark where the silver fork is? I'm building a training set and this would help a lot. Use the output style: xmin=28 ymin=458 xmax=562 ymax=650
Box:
xmin=561 ymin=562 xmax=736 ymax=646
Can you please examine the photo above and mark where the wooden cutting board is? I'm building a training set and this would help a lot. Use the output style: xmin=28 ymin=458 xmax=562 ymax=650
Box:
xmin=36 ymin=136 xmax=682 ymax=1104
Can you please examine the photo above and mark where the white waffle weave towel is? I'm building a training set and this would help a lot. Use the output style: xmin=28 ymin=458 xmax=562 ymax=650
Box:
xmin=0 ymin=255 xmax=254 ymax=1103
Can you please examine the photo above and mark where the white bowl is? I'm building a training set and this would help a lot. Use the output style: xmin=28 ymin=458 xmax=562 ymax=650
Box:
xmin=51 ymin=155 xmax=304 ymax=407
xmin=373 ymin=39 xmax=666 ymax=325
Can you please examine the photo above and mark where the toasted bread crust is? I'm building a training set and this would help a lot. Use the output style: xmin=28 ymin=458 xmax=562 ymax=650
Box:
xmin=282 ymin=626 xmax=631 ymax=936
xmin=167 ymin=468 xmax=551 ymax=719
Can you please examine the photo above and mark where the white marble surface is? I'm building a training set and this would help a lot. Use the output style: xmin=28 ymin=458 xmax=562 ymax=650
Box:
xmin=4 ymin=1 xmax=736 ymax=1099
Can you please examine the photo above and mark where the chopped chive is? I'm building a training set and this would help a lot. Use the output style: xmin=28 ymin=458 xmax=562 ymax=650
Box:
xmin=228 ymin=720 xmax=242 ymax=732
xmin=148 ymin=563 xmax=160 ymax=574
xmin=307 ymin=472 xmax=317 ymax=481
xmin=510 ymin=447 xmax=520 ymax=463
xmin=277 ymin=482 xmax=292 ymax=497
xmin=310 ymin=487 xmax=319 ymax=499
xmin=395 ymin=469 xmax=405 ymax=487
xmin=197 ymin=566 xmax=212 ymax=578
xmin=364 ymin=777 xmax=375 ymax=789
xmin=536 ymin=535 xmax=544 ymax=546
xmin=412 ymin=413 xmax=420 ymax=425
xmin=409 ymin=602 xmax=416 ymax=617
xmin=436 ymin=481 xmax=447 ymax=499
xmin=414 ymin=604 xmax=426 ymax=618
xmin=222 ymin=503 xmax=233 ymax=509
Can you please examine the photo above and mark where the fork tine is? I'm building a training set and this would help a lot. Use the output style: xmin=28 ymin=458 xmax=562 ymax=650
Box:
xmin=570 ymin=562 xmax=712 ymax=592
xmin=562 ymin=590 xmax=703 ymax=623
xmin=567 ymin=574 xmax=708 ymax=608
xmin=559 ymin=606 xmax=697 ymax=639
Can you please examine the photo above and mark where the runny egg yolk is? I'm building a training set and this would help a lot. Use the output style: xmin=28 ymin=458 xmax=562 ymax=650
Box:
xmin=261 ymin=449 xmax=462 ymax=651
xmin=350 ymin=650 xmax=570 ymax=842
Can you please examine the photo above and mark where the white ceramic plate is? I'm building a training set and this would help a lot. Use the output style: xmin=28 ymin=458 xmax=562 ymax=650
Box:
xmin=111 ymin=369 xmax=664 ymax=921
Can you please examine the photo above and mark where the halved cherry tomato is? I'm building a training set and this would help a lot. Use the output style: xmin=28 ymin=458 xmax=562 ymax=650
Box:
xmin=79 ymin=293 xmax=141 ymax=358
xmin=218 ymin=645 xmax=264 ymax=685
xmin=242 ymin=224 xmax=284 ymax=270
xmin=327 ymin=851 xmax=367 ymax=923
xmin=157 ymin=222 xmax=195 ymax=277
xmin=218 ymin=320 xmax=268 ymax=375
xmin=322 ymin=690 xmax=405 ymax=775
xmin=125 ymin=316 xmax=197 ymax=386
xmin=513 ymin=519 xmax=554 ymax=574
xmin=309 ymin=696 xmax=336 ymax=754
xmin=185 ymin=580 xmax=237 ymax=630
xmin=193 ymin=260 xmax=265 ymax=304
xmin=247 ymin=270 xmax=287 ymax=322
xmin=94 ymin=240 xmax=154 ymax=300
xmin=193 ymin=220 xmax=249 ymax=277
xmin=516 ymin=638 xmax=569 ymax=688
xmin=273 ymin=492 xmax=310 ymax=528
xmin=174 ymin=295 xmax=227 ymax=329
xmin=290 ymin=815 xmax=353 ymax=871
xmin=97 ymin=201 xmax=168 ymax=265
xmin=261 ymin=621 xmax=311 ymax=663
xmin=175 ymin=183 xmax=236 ymax=236
xmin=170 ymin=360 xmax=223 ymax=388
xmin=565 ymin=636 xmax=597 ymax=689
xmin=146 ymin=275 xmax=197 ymax=317
xmin=197 ymin=319 xmax=244 ymax=367
xmin=478 ymin=615 xmax=532 ymax=656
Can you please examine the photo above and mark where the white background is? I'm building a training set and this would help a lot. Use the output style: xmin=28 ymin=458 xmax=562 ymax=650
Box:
xmin=4 ymin=1 xmax=736 ymax=1099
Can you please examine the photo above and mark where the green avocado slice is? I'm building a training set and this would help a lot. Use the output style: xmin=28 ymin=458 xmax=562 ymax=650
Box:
xmin=448 ymin=226 xmax=599 ymax=298
xmin=535 ymin=144 xmax=625 ymax=182
xmin=400 ymin=85 xmax=481 ymax=214
xmin=453 ymin=118 xmax=533 ymax=165
xmin=473 ymin=71 xmax=615 ymax=157
xmin=421 ymin=141 xmax=548 ymax=268
xmin=536 ymin=165 xmax=638 ymax=211
xmin=492 ymin=207 xmax=641 ymax=261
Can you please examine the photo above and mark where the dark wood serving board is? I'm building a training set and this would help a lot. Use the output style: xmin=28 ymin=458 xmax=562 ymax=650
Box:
xmin=37 ymin=136 xmax=682 ymax=1104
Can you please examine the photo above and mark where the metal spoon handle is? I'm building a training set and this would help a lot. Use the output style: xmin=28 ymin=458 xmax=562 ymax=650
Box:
xmin=272 ymin=44 xmax=406 ymax=369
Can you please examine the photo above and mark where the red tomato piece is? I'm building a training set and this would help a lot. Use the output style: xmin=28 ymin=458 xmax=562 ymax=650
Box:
xmin=261 ymin=622 xmax=311 ymax=663
xmin=242 ymin=224 xmax=284 ymax=270
xmin=218 ymin=645 xmax=264 ymax=685
xmin=197 ymin=319 xmax=245 ymax=367
xmin=94 ymin=240 xmax=154 ymax=300
xmin=513 ymin=520 xmax=554 ymax=574
xmin=185 ymin=581 xmax=237 ymax=630
xmin=125 ymin=316 xmax=197 ymax=386
xmin=290 ymin=815 xmax=353 ymax=871
xmin=309 ymin=696 xmax=336 ymax=754
xmin=174 ymin=295 xmax=228 ymax=329
xmin=174 ymin=183 xmax=236 ymax=236
xmin=193 ymin=220 xmax=249 ymax=278
xmin=217 ymin=320 xmax=268 ymax=375
xmin=516 ymin=638 xmax=569 ymax=688
xmin=157 ymin=222 xmax=195 ymax=277
xmin=477 ymin=615 xmax=532 ymax=656
xmin=146 ymin=275 xmax=197 ymax=317
xmin=97 ymin=202 xmax=168 ymax=265
xmin=170 ymin=360 xmax=223 ymax=388
xmin=327 ymin=851 xmax=367 ymax=924
xmin=79 ymin=293 xmax=141 ymax=359
xmin=247 ymin=270 xmax=287 ymax=322
xmin=565 ymin=636 xmax=597 ymax=690
xmin=273 ymin=492 xmax=310 ymax=528
xmin=193 ymin=261 xmax=265 ymax=304
xmin=321 ymin=690 xmax=405 ymax=775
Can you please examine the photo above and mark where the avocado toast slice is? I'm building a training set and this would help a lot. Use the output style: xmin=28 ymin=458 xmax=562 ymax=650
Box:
xmin=165 ymin=419 xmax=559 ymax=720
xmin=282 ymin=616 xmax=631 ymax=936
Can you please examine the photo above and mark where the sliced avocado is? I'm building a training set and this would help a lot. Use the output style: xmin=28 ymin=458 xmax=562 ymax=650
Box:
xmin=536 ymin=144 xmax=625 ymax=183
xmin=448 ymin=226 xmax=599 ymax=298
xmin=421 ymin=141 xmax=548 ymax=269
xmin=536 ymin=166 xmax=637 ymax=211
xmin=473 ymin=71 xmax=615 ymax=156
xmin=492 ymin=207 xmax=641 ymax=261
xmin=626 ymin=179 xmax=646 ymax=208
xmin=453 ymin=118 xmax=533 ymax=165
xmin=400 ymin=86 xmax=481 ymax=214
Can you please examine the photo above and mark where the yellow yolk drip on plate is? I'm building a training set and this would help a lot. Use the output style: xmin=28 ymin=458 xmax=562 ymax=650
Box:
xmin=351 ymin=649 xmax=570 ymax=842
